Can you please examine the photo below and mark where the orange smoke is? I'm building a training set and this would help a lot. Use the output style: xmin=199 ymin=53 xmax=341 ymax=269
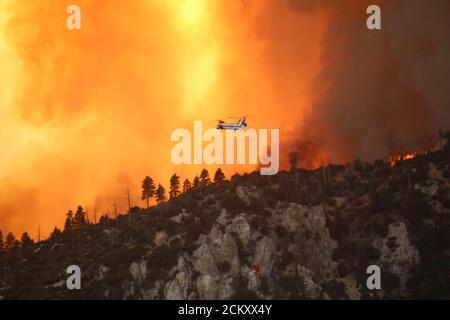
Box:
xmin=0 ymin=1 xmax=325 ymax=237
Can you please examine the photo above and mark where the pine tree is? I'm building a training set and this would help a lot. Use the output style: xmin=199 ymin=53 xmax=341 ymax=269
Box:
xmin=21 ymin=232 xmax=34 ymax=247
xmin=200 ymin=168 xmax=210 ymax=185
xmin=5 ymin=232 xmax=18 ymax=250
xmin=214 ymin=168 xmax=226 ymax=183
xmin=0 ymin=230 xmax=4 ymax=253
xmin=156 ymin=184 xmax=166 ymax=203
xmin=288 ymin=151 xmax=300 ymax=170
xmin=169 ymin=173 xmax=180 ymax=199
xmin=193 ymin=175 xmax=200 ymax=188
xmin=64 ymin=210 xmax=74 ymax=232
xmin=74 ymin=206 xmax=87 ymax=229
xmin=182 ymin=178 xmax=192 ymax=193
xmin=99 ymin=214 xmax=109 ymax=226
xmin=50 ymin=227 xmax=62 ymax=241
xmin=141 ymin=176 xmax=156 ymax=208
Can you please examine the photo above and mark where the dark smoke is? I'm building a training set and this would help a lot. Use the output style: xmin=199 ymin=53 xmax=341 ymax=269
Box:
xmin=290 ymin=0 xmax=450 ymax=163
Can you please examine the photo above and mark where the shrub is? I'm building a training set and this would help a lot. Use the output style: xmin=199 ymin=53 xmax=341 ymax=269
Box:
xmin=230 ymin=276 xmax=260 ymax=299
xmin=184 ymin=215 xmax=202 ymax=242
xmin=276 ymin=250 xmax=294 ymax=269
xmin=217 ymin=260 xmax=231 ymax=273
xmin=250 ymin=215 xmax=270 ymax=236
xmin=275 ymin=225 xmax=288 ymax=239
xmin=218 ymin=191 xmax=248 ymax=216
xmin=382 ymin=270 xmax=401 ymax=292
xmin=337 ymin=261 xmax=348 ymax=277
xmin=278 ymin=275 xmax=305 ymax=298
xmin=263 ymin=190 xmax=278 ymax=208
xmin=327 ymin=198 xmax=337 ymax=207
xmin=353 ymin=159 xmax=363 ymax=172
xmin=323 ymin=280 xmax=347 ymax=299
xmin=369 ymin=190 xmax=394 ymax=213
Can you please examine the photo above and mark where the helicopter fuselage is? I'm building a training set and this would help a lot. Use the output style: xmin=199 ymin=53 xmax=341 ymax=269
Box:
xmin=216 ymin=118 xmax=247 ymax=130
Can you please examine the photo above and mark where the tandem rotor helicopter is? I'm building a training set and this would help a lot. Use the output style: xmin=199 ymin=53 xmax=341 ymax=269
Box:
xmin=215 ymin=115 xmax=250 ymax=130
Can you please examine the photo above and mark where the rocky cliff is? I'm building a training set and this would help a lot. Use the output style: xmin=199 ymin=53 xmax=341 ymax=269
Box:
xmin=0 ymin=143 xmax=449 ymax=299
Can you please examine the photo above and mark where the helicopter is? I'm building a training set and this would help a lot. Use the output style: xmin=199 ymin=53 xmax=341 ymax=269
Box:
xmin=215 ymin=116 xmax=248 ymax=130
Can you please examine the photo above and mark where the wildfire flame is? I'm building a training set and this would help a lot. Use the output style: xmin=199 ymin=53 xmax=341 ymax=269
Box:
xmin=388 ymin=153 xmax=418 ymax=167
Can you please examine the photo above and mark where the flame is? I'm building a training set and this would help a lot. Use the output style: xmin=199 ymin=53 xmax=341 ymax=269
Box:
xmin=388 ymin=142 xmax=443 ymax=167
xmin=388 ymin=153 xmax=418 ymax=167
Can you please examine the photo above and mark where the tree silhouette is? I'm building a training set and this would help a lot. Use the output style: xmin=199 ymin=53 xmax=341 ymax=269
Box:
xmin=214 ymin=168 xmax=226 ymax=183
xmin=21 ymin=232 xmax=34 ymax=247
xmin=193 ymin=175 xmax=200 ymax=188
xmin=64 ymin=210 xmax=74 ymax=232
xmin=183 ymin=178 xmax=192 ymax=193
xmin=141 ymin=176 xmax=156 ymax=208
xmin=200 ymin=168 xmax=210 ymax=185
xmin=156 ymin=184 xmax=166 ymax=203
xmin=50 ymin=227 xmax=62 ymax=241
xmin=99 ymin=214 xmax=109 ymax=226
xmin=5 ymin=232 xmax=19 ymax=250
xmin=169 ymin=173 xmax=180 ymax=199
xmin=288 ymin=151 xmax=300 ymax=170
xmin=0 ymin=230 xmax=4 ymax=253
xmin=74 ymin=206 xmax=87 ymax=229
xmin=387 ymin=128 xmax=395 ymax=159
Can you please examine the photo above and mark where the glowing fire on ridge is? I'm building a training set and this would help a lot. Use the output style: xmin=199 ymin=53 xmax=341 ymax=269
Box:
xmin=388 ymin=153 xmax=418 ymax=167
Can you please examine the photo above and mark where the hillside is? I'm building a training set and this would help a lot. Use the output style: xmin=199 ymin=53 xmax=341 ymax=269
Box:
xmin=0 ymin=142 xmax=449 ymax=299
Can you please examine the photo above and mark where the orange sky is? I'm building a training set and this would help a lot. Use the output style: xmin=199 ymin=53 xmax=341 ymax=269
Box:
xmin=0 ymin=1 xmax=326 ymax=237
